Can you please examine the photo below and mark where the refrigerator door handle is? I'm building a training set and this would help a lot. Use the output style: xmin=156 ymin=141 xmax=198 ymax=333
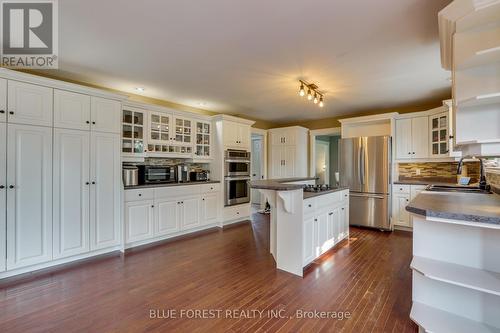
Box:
xmin=350 ymin=193 xmax=385 ymax=199
xmin=359 ymin=145 xmax=365 ymax=185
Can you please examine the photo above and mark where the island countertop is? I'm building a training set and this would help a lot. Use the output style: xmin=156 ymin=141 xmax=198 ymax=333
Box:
xmin=249 ymin=177 xmax=318 ymax=190
xmin=406 ymin=191 xmax=500 ymax=225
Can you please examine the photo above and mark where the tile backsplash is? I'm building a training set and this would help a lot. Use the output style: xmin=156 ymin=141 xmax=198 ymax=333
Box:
xmin=398 ymin=162 xmax=481 ymax=183
xmin=486 ymin=170 xmax=500 ymax=192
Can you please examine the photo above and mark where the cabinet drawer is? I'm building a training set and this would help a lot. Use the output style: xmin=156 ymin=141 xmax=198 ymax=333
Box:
xmin=303 ymin=199 xmax=316 ymax=215
xmin=340 ymin=190 xmax=349 ymax=202
xmin=223 ymin=205 xmax=250 ymax=221
xmin=125 ymin=188 xmax=154 ymax=202
xmin=393 ymin=185 xmax=410 ymax=194
xmin=201 ymin=183 xmax=220 ymax=194
xmin=155 ymin=185 xmax=201 ymax=199
xmin=316 ymin=191 xmax=341 ymax=209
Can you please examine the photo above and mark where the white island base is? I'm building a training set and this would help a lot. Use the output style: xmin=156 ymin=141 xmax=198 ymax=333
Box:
xmin=257 ymin=188 xmax=349 ymax=277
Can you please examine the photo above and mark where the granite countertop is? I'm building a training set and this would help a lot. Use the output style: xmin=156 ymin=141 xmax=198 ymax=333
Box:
xmin=249 ymin=177 xmax=318 ymax=190
xmin=303 ymin=187 xmax=349 ymax=199
xmin=124 ymin=180 xmax=221 ymax=190
xmin=406 ymin=191 xmax=500 ymax=225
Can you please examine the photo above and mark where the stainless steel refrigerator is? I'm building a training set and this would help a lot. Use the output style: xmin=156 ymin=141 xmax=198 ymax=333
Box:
xmin=339 ymin=136 xmax=392 ymax=230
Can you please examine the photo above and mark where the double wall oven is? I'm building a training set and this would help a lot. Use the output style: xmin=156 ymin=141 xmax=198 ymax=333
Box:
xmin=224 ymin=150 xmax=251 ymax=206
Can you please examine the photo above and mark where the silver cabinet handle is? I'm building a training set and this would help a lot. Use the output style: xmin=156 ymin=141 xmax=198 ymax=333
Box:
xmin=349 ymin=193 xmax=385 ymax=199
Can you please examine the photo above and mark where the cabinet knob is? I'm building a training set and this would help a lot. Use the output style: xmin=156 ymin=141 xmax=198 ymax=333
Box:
xmin=151 ymin=205 xmax=154 ymax=208
xmin=202 ymin=198 xmax=205 ymax=201
xmin=314 ymin=219 xmax=317 ymax=222
xmin=92 ymin=181 xmax=96 ymax=185
xmin=181 ymin=201 xmax=184 ymax=204
xmin=412 ymin=152 xmax=415 ymax=154
xmin=9 ymin=111 xmax=14 ymax=115
xmin=406 ymin=199 xmax=409 ymax=202
xmin=0 ymin=110 xmax=4 ymax=114
xmin=86 ymin=121 xmax=90 ymax=124
xmin=85 ymin=182 xmax=90 ymax=185
xmin=342 ymin=208 xmax=345 ymax=210
xmin=449 ymin=135 xmax=454 ymax=139
xmin=408 ymin=152 xmax=411 ymax=154
xmin=9 ymin=185 xmax=14 ymax=189
xmin=138 ymin=193 xmax=142 ymax=196
xmin=0 ymin=185 xmax=4 ymax=189
xmin=92 ymin=121 xmax=96 ymax=125
xmin=308 ymin=204 xmax=312 ymax=207
xmin=236 ymin=212 xmax=239 ymax=215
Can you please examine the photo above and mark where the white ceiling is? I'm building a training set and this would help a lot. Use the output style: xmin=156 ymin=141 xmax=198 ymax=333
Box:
xmin=48 ymin=0 xmax=452 ymax=123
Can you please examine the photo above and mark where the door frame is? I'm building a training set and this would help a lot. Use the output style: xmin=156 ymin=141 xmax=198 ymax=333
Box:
xmin=315 ymin=140 xmax=330 ymax=185
xmin=251 ymin=128 xmax=267 ymax=208
xmin=309 ymin=127 xmax=341 ymax=178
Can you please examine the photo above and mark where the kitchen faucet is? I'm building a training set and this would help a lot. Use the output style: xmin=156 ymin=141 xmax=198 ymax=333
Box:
xmin=456 ymin=156 xmax=489 ymax=190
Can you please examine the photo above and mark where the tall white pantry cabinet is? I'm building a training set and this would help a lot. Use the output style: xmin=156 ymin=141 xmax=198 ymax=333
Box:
xmin=0 ymin=72 xmax=124 ymax=274
xmin=268 ymin=126 xmax=308 ymax=179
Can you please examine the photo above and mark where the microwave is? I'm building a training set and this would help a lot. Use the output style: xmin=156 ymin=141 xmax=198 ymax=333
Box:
xmin=138 ymin=165 xmax=176 ymax=184
xmin=224 ymin=150 xmax=251 ymax=177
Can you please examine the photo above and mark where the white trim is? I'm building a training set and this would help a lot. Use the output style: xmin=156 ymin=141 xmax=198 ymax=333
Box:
xmin=123 ymin=100 xmax=213 ymax=121
xmin=268 ymin=125 xmax=308 ymax=133
xmin=0 ymin=68 xmax=128 ymax=101
xmin=395 ymin=106 xmax=447 ymax=119
xmin=338 ymin=112 xmax=399 ymax=124
xmin=211 ymin=114 xmax=256 ymax=126
xmin=309 ymin=127 xmax=341 ymax=178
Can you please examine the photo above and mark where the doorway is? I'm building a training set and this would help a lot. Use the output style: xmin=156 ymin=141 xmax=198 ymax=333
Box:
xmin=251 ymin=132 xmax=266 ymax=207
xmin=311 ymin=130 xmax=341 ymax=186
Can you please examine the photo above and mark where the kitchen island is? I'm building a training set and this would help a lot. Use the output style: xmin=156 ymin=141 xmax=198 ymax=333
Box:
xmin=406 ymin=190 xmax=500 ymax=333
xmin=250 ymin=177 xmax=349 ymax=277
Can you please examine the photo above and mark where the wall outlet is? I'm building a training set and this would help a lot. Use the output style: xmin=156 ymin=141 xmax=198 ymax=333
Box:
xmin=416 ymin=168 xmax=421 ymax=176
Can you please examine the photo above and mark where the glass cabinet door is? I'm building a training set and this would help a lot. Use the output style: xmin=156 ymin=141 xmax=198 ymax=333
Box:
xmin=430 ymin=112 xmax=449 ymax=156
xmin=195 ymin=121 xmax=211 ymax=157
xmin=174 ymin=117 xmax=192 ymax=144
xmin=150 ymin=112 xmax=170 ymax=143
xmin=122 ymin=108 xmax=145 ymax=155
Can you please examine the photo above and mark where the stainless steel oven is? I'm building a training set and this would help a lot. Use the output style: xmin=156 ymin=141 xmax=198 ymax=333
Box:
xmin=224 ymin=150 xmax=251 ymax=177
xmin=225 ymin=177 xmax=250 ymax=206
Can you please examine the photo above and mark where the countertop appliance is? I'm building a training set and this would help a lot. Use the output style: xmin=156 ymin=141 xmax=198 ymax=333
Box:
xmin=176 ymin=164 xmax=190 ymax=183
xmin=190 ymin=169 xmax=210 ymax=182
xmin=303 ymin=184 xmax=332 ymax=193
xmin=339 ymin=136 xmax=392 ymax=230
xmin=138 ymin=165 xmax=176 ymax=184
xmin=123 ymin=165 xmax=139 ymax=187
xmin=224 ymin=149 xmax=251 ymax=177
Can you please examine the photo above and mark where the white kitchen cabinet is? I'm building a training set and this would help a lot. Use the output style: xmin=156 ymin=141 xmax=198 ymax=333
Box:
xmin=180 ymin=197 xmax=200 ymax=230
xmin=90 ymin=97 xmax=121 ymax=134
xmin=122 ymin=106 xmax=146 ymax=157
xmin=6 ymin=124 xmax=53 ymax=270
xmin=429 ymin=112 xmax=449 ymax=157
xmin=201 ymin=193 xmax=218 ymax=225
xmin=147 ymin=111 xmax=194 ymax=156
xmin=54 ymin=90 xmax=91 ymax=131
xmin=53 ymin=129 xmax=90 ymax=259
xmin=223 ymin=120 xmax=251 ymax=150
xmin=393 ymin=193 xmax=411 ymax=228
xmin=7 ymin=81 xmax=53 ymax=127
xmin=195 ymin=120 xmax=212 ymax=158
xmin=339 ymin=205 xmax=348 ymax=240
xmin=125 ymin=200 xmax=155 ymax=243
xmin=328 ymin=208 xmax=340 ymax=244
xmin=395 ymin=117 xmax=429 ymax=159
xmin=303 ymin=216 xmax=316 ymax=265
xmin=316 ymin=212 xmax=329 ymax=257
xmin=0 ymin=123 xmax=6 ymax=272
xmin=155 ymin=198 xmax=180 ymax=236
xmin=90 ymin=132 xmax=121 ymax=250
xmin=269 ymin=126 xmax=308 ymax=179
xmin=0 ymin=78 xmax=6 ymax=123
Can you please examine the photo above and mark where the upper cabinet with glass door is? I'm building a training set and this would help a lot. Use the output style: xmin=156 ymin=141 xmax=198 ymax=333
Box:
xmin=122 ymin=106 xmax=145 ymax=158
xmin=195 ymin=121 xmax=211 ymax=159
xmin=146 ymin=112 xmax=193 ymax=157
xmin=429 ymin=112 xmax=449 ymax=157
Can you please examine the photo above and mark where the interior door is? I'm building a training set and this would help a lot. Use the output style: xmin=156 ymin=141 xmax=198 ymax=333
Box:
xmin=90 ymin=97 xmax=121 ymax=134
xmin=7 ymin=124 xmax=53 ymax=270
xmin=53 ymin=129 xmax=90 ymax=259
xmin=412 ymin=116 xmax=429 ymax=158
xmin=90 ymin=132 xmax=121 ymax=250
xmin=315 ymin=141 xmax=330 ymax=185
xmin=0 ymin=78 xmax=6 ymax=123
xmin=54 ymin=90 xmax=91 ymax=131
xmin=156 ymin=199 xmax=179 ymax=235
xmin=251 ymin=137 xmax=263 ymax=204
xmin=339 ymin=138 xmax=362 ymax=192
xmin=7 ymin=81 xmax=53 ymax=127
xmin=361 ymin=136 xmax=390 ymax=194
xmin=0 ymin=123 xmax=6 ymax=272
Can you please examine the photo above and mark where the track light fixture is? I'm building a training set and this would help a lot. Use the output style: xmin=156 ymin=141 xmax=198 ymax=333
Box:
xmin=298 ymin=80 xmax=325 ymax=108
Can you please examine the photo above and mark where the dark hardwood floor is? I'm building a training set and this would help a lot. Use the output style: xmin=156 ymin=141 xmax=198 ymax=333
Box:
xmin=0 ymin=210 xmax=417 ymax=333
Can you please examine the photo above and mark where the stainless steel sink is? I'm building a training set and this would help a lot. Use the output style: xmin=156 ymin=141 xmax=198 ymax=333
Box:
xmin=425 ymin=184 xmax=492 ymax=194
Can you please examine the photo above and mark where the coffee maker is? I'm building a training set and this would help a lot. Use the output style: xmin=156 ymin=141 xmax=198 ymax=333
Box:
xmin=175 ymin=164 xmax=190 ymax=183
